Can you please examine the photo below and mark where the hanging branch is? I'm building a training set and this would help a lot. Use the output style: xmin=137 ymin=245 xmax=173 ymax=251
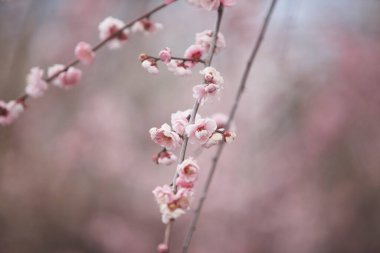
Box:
xmin=160 ymin=5 xmax=225 ymax=253
xmin=181 ymin=1 xmax=278 ymax=252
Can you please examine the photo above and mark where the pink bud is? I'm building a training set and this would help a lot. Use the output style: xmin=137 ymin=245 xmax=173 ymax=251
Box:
xmin=159 ymin=47 xmax=172 ymax=64
xmin=75 ymin=41 xmax=95 ymax=65
xmin=157 ymin=243 xmax=168 ymax=253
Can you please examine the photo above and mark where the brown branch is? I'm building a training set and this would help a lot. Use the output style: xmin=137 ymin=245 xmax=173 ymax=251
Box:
xmin=16 ymin=1 xmax=178 ymax=102
xmin=144 ymin=55 xmax=207 ymax=65
xmin=181 ymin=1 xmax=278 ymax=252
xmin=161 ymin=5 xmax=225 ymax=253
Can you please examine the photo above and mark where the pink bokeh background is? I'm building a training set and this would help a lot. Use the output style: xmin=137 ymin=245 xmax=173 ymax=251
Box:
xmin=1 ymin=0 xmax=380 ymax=252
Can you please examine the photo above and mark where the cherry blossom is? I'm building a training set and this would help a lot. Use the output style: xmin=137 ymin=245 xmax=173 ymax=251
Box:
xmin=153 ymin=185 xmax=175 ymax=205
xmin=98 ymin=16 xmax=129 ymax=49
xmin=193 ymin=67 xmax=224 ymax=104
xmin=159 ymin=47 xmax=172 ymax=64
xmin=224 ymin=130 xmax=237 ymax=143
xmin=141 ymin=59 xmax=159 ymax=74
xmin=167 ymin=60 xmax=192 ymax=76
xmin=183 ymin=44 xmax=205 ymax=67
xmin=153 ymin=185 xmax=193 ymax=224
xmin=185 ymin=118 xmax=217 ymax=144
xmin=157 ymin=243 xmax=169 ymax=253
xmin=75 ymin=41 xmax=95 ymax=65
xmin=171 ymin=109 xmax=201 ymax=136
xmin=48 ymin=64 xmax=82 ymax=89
xmin=195 ymin=30 xmax=226 ymax=53
xmin=153 ymin=150 xmax=177 ymax=165
xmin=25 ymin=67 xmax=48 ymax=98
xmin=177 ymin=158 xmax=200 ymax=183
xmin=202 ymin=131 xmax=224 ymax=148
xmin=0 ymin=100 xmax=24 ymax=126
xmin=201 ymin=66 xmax=224 ymax=84
xmin=149 ymin=123 xmax=181 ymax=150
xmin=131 ymin=18 xmax=163 ymax=35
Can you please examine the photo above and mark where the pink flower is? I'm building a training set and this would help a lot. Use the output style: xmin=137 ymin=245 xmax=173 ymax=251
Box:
xmin=183 ymin=44 xmax=205 ymax=67
xmin=153 ymin=150 xmax=177 ymax=165
xmin=177 ymin=158 xmax=200 ymax=183
xmin=98 ymin=16 xmax=129 ymax=49
xmin=171 ymin=109 xmax=201 ymax=136
xmin=201 ymin=66 xmax=224 ymax=84
xmin=75 ymin=41 xmax=95 ymax=65
xmin=195 ymin=30 xmax=226 ymax=53
xmin=159 ymin=47 xmax=172 ymax=64
xmin=192 ymin=83 xmax=221 ymax=105
xmin=149 ymin=123 xmax=181 ymax=150
xmin=167 ymin=60 xmax=192 ymax=76
xmin=0 ymin=100 xmax=24 ymax=126
xmin=25 ymin=67 xmax=48 ymax=98
xmin=203 ymin=131 xmax=224 ymax=148
xmin=157 ymin=244 xmax=169 ymax=253
xmin=141 ymin=59 xmax=159 ymax=74
xmin=176 ymin=177 xmax=194 ymax=189
xmin=224 ymin=130 xmax=237 ymax=143
xmin=131 ymin=18 xmax=163 ymax=35
xmin=164 ymin=0 xmax=176 ymax=4
xmin=153 ymin=185 xmax=193 ymax=224
xmin=185 ymin=118 xmax=217 ymax=144
xmin=159 ymin=188 xmax=193 ymax=223
xmin=153 ymin=185 xmax=175 ymax=205
xmin=48 ymin=64 xmax=82 ymax=89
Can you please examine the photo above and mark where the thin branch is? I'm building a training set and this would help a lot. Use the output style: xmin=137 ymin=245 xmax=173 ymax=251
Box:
xmin=16 ymin=1 xmax=178 ymax=102
xmin=144 ymin=55 xmax=206 ymax=65
xmin=181 ymin=1 xmax=278 ymax=252
xmin=162 ymin=5 xmax=225 ymax=252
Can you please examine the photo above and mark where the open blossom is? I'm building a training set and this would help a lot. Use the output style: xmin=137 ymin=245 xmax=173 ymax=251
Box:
xmin=131 ymin=18 xmax=163 ymax=35
xmin=171 ymin=109 xmax=201 ymax=136
xmin=153 ymin=187 xmax=193 ymax=224
xmin=48 ymin=64 xmax=82 ymax=89
xmin=141 ymin=59 xmax=159 ymax=74
xmin=149 ymin=123 xmax=181 ymax=150
xmin=25 ymin=67 xmax=48 ymax=98
xmin=185 ymin=118 xmax=217 ymax=144
xmin=224 ymin=130 xmax=237 ymax=143
xmin=75 ymin=41 xmax=95 ymax=65
xmin=0 ymin=100 xmax=24 ymax=126
xmin=184 ymin=44 xmax=205 ymax=68
xmin=153 ymin=185 xmax=175 ymax=205
xmin=159 ymin=47 xmax=172 ymax=64
xmin=193 ymin=67 xmax=224 ymax=104
xmin=98 ymin=16 xmax=129 ymax=49
xmin=177 ymin=158 xmax=200 ymax=183
xmin=203 ymin=131 xmax=224 ymax=148
xmin=201 ymin=66 xmax=224 ymax=84
xmin=167 ymin=60 xmax=192 ymax=76
xmin=193 ymin=82 xmax=222 ymax=104
xmin=153 ymin=150 xmax=177 ymax=165
xmin=195 ymin=30 xmax=226 ymax=53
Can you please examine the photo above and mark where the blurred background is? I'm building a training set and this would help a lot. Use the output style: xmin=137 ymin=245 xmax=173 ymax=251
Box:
xmin=1 ymin=0 xmax=380 ymax=252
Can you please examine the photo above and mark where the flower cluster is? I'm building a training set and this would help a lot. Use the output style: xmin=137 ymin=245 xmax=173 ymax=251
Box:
xmin=139 ymin=29 xmax=225 ymax=75
xmin=149 ymin=66 xmax=236 ymax=223
xmin=152 ymin=158 xmax=200 ymax=223
xmin=0 ymin=100 xmax=25 ymax=126
xmin=3 ymin=15 xmax=165 ymax=127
